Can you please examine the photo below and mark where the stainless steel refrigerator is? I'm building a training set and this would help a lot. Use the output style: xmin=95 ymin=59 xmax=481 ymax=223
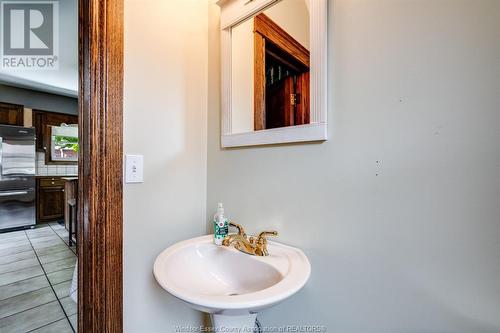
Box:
xmin=0 ymin=125 xmax=36 ymax=231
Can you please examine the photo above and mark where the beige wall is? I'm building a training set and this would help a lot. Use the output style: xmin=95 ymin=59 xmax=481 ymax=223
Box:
xmin=265 ymin=0 xmax=310 ymax=50
xmin=123 ymin=0 xmax=208 ymax=332
xmin=231 ymin=18 xmax=255 ymax=133
xmin=208 ymin=1 xmax=500 ymax=332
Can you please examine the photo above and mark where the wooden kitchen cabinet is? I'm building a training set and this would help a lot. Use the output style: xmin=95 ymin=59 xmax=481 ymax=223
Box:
xmin=0 ymin=102 xmax=24 ymax=126
xmin=63 ymin=178 xmax=78 ymax=231
xmin=37 ymin=177 xmax=65 ymax=222
xmin=33 ymin=110 xmax=78 ymax=151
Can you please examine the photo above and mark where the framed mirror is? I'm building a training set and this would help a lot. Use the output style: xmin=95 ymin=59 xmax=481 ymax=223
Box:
xmin=45 ymin=124 xmax=79 ymax=164
xmin=218 ymin=0 xmax=327 ymax=147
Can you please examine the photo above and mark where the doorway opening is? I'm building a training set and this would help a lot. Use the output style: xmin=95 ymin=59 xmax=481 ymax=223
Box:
xmin=0 ymin=0 xmax=123 ymax=332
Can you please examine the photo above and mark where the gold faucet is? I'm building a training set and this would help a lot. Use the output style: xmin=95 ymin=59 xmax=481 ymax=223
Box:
xmin=222 ymin=222 xmax=277 ymax=256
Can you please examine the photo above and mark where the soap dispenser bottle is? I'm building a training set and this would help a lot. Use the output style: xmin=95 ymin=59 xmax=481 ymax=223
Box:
xmin=213 ymin=203 xmax=228 ymax=245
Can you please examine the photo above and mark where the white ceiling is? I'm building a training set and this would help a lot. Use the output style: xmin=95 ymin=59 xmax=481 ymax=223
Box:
xmin=0 ymin=0 xmax=78 ymax=97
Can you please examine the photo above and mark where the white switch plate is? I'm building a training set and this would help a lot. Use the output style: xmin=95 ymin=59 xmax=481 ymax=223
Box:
xmin=125 ymin=154 xmax=144 ymax=183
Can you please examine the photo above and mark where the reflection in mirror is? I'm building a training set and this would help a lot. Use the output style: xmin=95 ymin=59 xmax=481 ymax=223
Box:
xmin=231 ymin=0 xmax=310 ymax=134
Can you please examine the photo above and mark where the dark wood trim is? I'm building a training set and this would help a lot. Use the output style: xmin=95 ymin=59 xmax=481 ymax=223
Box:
xmin=254 ymin=13 xmax=310 ymax=68
xmin=282 ymin=76 xmax=295 ymax=126
xmin=295 ymin=71 xmax=310 ymax=125
xmin=254 ymin=33 xmax=266 ymax=131
xmin=79 ymin=0 xmax=123 ymax=332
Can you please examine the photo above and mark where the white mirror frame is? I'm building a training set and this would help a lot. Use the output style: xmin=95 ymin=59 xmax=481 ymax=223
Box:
xmin=218 ymin=0 xmax=328 ymax=148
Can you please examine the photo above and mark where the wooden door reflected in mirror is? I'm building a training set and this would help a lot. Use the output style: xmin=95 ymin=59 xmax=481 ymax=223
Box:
xmin=220 ymin=0 xmax=327 ymax=147
xmin=254 ymin=13 xmax=310 ymax=130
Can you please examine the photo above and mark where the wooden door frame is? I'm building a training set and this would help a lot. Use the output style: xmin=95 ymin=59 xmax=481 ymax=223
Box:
xmin=253 ymin=13 xmax=310 ymax=131
xmin=78 ymin=0 xmax=123 ymax=332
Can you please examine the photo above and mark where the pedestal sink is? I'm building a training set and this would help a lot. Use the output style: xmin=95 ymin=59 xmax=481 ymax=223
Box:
xmin=153 ymin=235 xmax=311 ymax=331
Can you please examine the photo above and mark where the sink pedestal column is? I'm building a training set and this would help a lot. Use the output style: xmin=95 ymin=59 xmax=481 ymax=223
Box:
xmin=211 ymin=312 xmax=257 ymax=332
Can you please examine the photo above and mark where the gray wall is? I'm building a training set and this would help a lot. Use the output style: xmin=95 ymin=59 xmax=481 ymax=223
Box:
xmin=0 ymin=84 xmax=77 ymax=115
xmin=207 ymin=1 xmax=500 ymax=332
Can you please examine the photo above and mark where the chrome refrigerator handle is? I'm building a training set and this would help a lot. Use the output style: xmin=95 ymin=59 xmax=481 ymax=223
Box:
xmin=0 ymin=191 xmax=29 ymax=197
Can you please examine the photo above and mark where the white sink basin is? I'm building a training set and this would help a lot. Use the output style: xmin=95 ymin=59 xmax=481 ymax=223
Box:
xmin=153 ymin=235 xmax=310 ymax=330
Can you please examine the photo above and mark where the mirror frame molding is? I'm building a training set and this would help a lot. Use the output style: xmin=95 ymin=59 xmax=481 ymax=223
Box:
xmin=217 ymin=0 xmax=327 ymax=148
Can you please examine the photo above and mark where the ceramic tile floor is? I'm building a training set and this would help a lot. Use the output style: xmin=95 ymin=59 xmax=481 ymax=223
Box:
xmin=0 ymin=222 xmax=77 ymax=333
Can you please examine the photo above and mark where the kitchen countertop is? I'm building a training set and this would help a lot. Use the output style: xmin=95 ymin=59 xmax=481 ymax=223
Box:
xmin=35 ymin=175 xmax=78 ymax=178
xmin=61 ymin=177 xmax=78 ymax=181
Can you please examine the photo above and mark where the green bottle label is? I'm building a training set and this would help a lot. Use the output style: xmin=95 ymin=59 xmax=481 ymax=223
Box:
xmin=214 ymin=218 xmax=228 ymax=239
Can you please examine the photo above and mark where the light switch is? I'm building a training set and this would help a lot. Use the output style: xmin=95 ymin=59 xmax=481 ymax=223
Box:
xmin=125 ymin=154 xmax=144 ymax=183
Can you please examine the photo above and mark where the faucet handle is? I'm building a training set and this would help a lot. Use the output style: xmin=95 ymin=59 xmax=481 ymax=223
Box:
xmin=257 ymin=230 xmax=278 ymax=240
xmin=254 ymin=231 xmax=277 ymax=256
xmin=229 ymin=221 xmax=246 ymax=237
